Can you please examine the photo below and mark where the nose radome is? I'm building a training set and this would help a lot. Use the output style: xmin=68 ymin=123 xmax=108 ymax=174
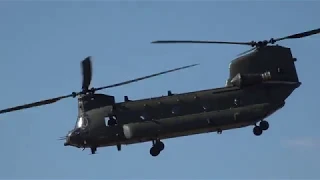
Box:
xmin=64 ymin=137 xmax=71 ymax=146
xmin=64 ymin=132 xmax=73 ymax=146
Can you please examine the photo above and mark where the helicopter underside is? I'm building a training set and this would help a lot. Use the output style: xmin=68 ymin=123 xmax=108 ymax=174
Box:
xmin=66 ymin=101 xmax=285 ymax=155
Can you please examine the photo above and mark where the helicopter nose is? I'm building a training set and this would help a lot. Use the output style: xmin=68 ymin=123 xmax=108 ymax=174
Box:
xmin=64 ymin=130 xmax=83 ymax=146
xmin=64 ymin=136 xmax=71 ymax=146
xmin=63 ymin=131 xmax=74 ymax=146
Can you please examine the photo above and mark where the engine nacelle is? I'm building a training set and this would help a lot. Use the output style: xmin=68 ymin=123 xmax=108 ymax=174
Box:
xmin=230 ymin=72 xmax=271 ymax=88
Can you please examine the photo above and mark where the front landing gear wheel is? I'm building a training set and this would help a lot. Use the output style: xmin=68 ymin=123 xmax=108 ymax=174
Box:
xmin=91 ymin=147 xmax=97 ymax=154
xmin=150 ymin=146 xmax=161 ymax=157
xmin=253 ymin=126 xmax=263 ymax=136
xmin=259 ymin=121 xmax=269 ymax=131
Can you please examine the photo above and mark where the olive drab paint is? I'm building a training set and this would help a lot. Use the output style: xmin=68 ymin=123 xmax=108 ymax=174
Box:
xmin=1 ymin=27 xmax=319 ymax=156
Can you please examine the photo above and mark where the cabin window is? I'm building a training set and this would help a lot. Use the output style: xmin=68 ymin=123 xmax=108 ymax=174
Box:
xmin=105 ymin=116 xmax=117 ymax=126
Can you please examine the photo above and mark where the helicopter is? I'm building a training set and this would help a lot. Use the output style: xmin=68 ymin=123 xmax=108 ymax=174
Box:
xmin=0 ymin=28 xmax=319 ymax=157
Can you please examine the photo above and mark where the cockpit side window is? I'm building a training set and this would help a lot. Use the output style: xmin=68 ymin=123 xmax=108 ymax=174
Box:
xmin=75 ymin=115 xmax=89 ymax=129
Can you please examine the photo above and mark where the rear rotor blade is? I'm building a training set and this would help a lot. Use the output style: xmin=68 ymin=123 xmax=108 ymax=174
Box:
xmin=0 ymin=94 xmax=74 ymax=115
xmin=237 ymin=47 xmax=257 ymax=56
xmin=81 ymin=56 xmax=92 ymax=91
xmin=152 ymin=40 xmax=253 ymax=46
xmin=94 ymin=63 xmax=199 ymax=91
xmin=273 ymin=28 xmax=320 ymax=42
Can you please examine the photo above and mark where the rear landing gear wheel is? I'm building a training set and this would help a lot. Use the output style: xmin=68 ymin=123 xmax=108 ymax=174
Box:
xmin=259 ymin=120 xmax=269 ymax=131
xmin=149 ymin=140 xmax=165 ymax=157
xmin=253 ymin=126 xmax=263 ymax=136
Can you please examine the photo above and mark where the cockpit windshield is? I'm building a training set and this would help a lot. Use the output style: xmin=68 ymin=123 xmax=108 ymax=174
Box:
xmin=75 ymin=115 xmax=89 ymax=129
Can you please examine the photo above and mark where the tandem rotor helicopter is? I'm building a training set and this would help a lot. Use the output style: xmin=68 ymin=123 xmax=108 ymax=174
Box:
xmin=0 ymin=28 xmax=319 ymax=157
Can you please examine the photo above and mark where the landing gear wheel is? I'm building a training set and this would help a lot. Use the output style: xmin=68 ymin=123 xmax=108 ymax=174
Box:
xmin=149 ymin=140 xmax=165 ymax=157
xmin=150 ymin=146 xmax=161 ymax=157
xmin=91 ymin=147 xmax=97 ymax=154
xmin=116 ymin=144 xmax=121 ymax=151
xmin=253 ymin=126 xmax=263 ymax=136
xmin=259 ymin=121 xmax=269 ymax=131
xmin=155 ymin=141 xmax=165 ymax=151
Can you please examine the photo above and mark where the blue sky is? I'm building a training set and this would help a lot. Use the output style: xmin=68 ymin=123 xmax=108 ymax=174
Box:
xmin=0 ymin=1 xmax=319 ymax=179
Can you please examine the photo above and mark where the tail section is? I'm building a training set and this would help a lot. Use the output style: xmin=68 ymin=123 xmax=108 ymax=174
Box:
xmin=227 ymin=45 xmax=300 ymax=86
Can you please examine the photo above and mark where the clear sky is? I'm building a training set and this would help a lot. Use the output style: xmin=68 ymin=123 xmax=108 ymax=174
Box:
xmin=0 ymin=1 xmax=319 ymax=179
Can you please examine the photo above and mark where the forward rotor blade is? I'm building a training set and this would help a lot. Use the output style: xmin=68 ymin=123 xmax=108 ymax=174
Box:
xmin=151 ymin=40 xmax=253 ymax=46
xmin=0 ymin=94 xmax=73 ymax=115
xmin=81 ymin=56 xmax=92 ymax=91
xmin=94 ymin=63 xmax=199 ymax=91
xmin=274 ymin=28 xmax=320 ymax=42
